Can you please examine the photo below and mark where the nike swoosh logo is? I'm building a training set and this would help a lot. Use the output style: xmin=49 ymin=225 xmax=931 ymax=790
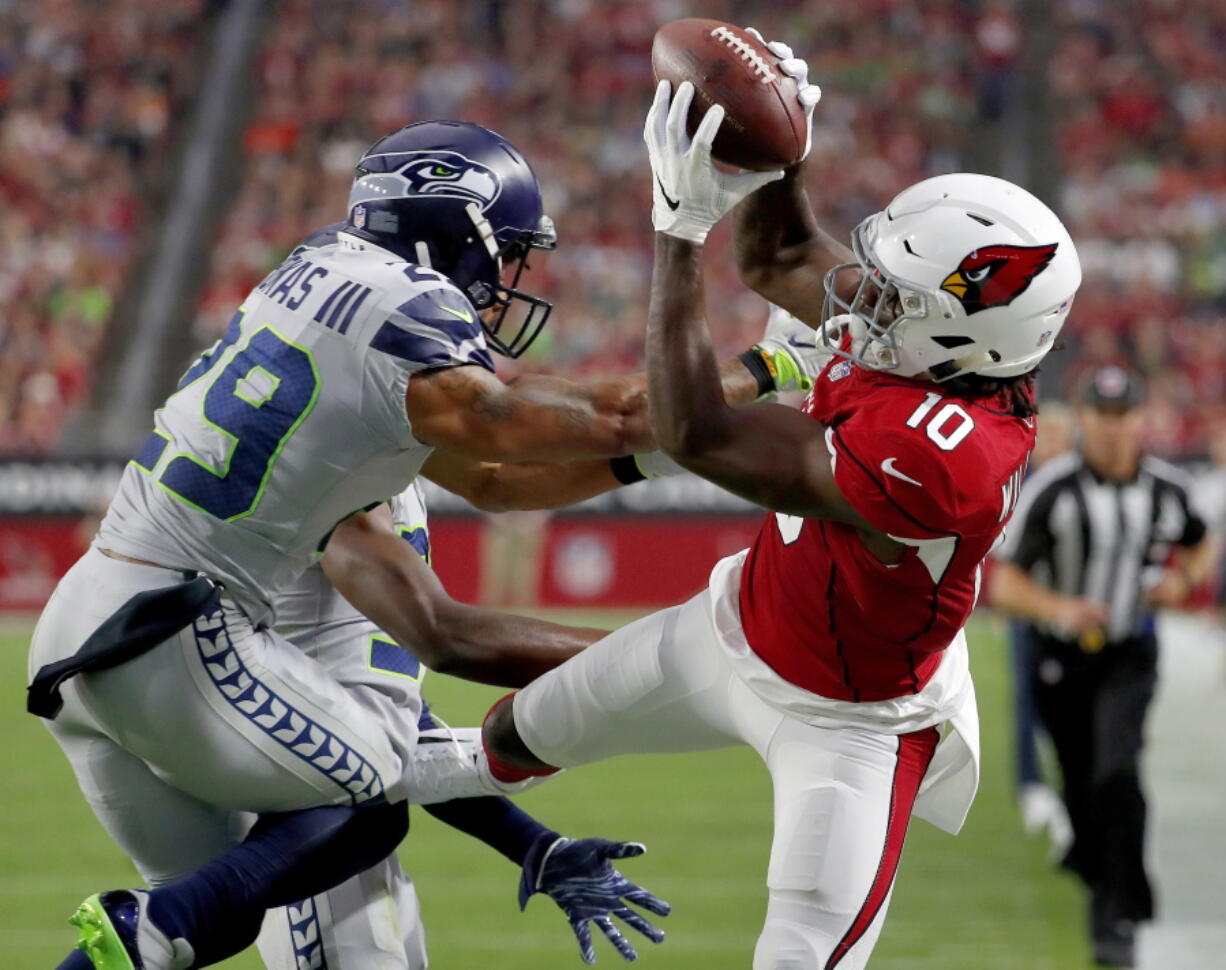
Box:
xmin=655 ymin=174 xmax=680 ymax=211
xmin=881 ymin=457 xmax=923 ymax=487
xmin=440 ymin=305 xmax=475 ymax=324
xmin=786 ymin=334 xmax=816 ymax=349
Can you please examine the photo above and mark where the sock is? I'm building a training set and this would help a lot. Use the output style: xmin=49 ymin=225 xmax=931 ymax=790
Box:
xmin=55 ymin=950 xmax=94 ymax=970
xmin=482 ymin=693 xmax=561 ymax=784
xmin=146 ymin=801 xmax=408 ymax=966
xmin=484 ymin=743 xmax=562 ymax=783
xmin=424 ymin=796 xmax=556 ymax=864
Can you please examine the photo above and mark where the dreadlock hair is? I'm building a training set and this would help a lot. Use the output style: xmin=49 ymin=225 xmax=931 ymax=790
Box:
xmin=941 ymin=370 xmax=1038 ymax=419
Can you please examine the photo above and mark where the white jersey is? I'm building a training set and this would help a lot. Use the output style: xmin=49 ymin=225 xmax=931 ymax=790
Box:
xmin=272 ymin=483 xmax=432 ymax=725
xmin=97 ymin=228 xmax=491 ymax=624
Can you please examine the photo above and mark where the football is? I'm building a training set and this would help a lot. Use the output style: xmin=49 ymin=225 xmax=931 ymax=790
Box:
xmin=651 ymin=18 xmax=806 ymax=171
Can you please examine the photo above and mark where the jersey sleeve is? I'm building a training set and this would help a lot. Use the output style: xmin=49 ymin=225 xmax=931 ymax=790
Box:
xmin=389 ymin=482 xmax=431 ymax=563
xmin=828 ymin=413 xmax=963 ymax=540
xmin=1157 ymin=473 xmax=1209 ymax=548
xmin=362 ymin=276 xmax=496 ymax=447
xmin=369 ymin=280 xmax=495 ymax=375
xmin=1178 ymin=505 xmax=1208 ymax=548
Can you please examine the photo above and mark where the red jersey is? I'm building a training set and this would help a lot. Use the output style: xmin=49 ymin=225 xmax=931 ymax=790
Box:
xmin=738 ymin=358 xmax=1034 ymax=703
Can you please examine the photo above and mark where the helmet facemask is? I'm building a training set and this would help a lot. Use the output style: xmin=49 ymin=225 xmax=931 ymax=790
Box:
xmin=819 ymin=174 xmax=1082 ymax=383
xmin=821 ymin=217 xmax=935 ymax=374
xmin=477 ymin=215 xmax=557 ymax=358
xmin=821 ymin=216 xmax=1009 ymax=382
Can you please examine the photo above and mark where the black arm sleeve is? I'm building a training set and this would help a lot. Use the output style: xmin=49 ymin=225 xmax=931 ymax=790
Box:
xmin=1175 ymin=488 xmax=1208 ymax=547
xmin=1000 ymin=478 xmax=1064 ymax=571
xmin=423 ymin=797 xmax=556 ymax=865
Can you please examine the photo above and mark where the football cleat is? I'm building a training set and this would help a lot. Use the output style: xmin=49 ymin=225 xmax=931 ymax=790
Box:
xmin=69 ymin=890 xmax=193 ymax=970
xmin=404 ymin=726 xmax=558 ymax=805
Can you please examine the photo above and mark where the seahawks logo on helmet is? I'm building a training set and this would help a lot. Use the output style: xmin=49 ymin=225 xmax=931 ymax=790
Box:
xmin=348 ymin=151 xmax=502 ymax=213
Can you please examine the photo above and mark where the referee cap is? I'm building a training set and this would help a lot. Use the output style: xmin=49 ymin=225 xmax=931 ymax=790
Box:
xmin=1082 ymin=366 xmax=1144 ymax=410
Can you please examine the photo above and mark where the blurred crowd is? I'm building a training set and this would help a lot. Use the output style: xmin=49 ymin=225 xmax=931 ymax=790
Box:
xmin=0 ymin=0 xmax=208 ymax=452
xmin=2 ymin=0 xmax=1223 ymax=458
xmin=1048 ymin=0 xmax=1226 ymax=456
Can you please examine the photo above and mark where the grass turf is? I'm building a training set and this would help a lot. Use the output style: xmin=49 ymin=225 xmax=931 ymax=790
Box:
xmin=2 ymin=610 xmax=1093 ymax=968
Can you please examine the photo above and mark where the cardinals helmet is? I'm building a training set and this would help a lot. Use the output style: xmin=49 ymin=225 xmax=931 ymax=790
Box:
xmin=346 ymin=121 xmax=556 ymax=357
xmin=822 ymin=173 xmax=1081 ymax=381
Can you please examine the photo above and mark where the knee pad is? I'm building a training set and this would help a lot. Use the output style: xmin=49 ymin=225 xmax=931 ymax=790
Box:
xmin=753 ymin=915 xmax=829 ymax=970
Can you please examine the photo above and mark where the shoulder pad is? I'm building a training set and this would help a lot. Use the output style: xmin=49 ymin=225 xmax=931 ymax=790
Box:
xmin=369 ymin=276 xmax=494 ymax=373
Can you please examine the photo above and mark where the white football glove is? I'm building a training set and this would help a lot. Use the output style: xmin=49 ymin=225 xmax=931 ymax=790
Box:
xmin=644 ymin=80 xmax=783 ymax=245
xmin=751 ymin=304 xmax=835 ymax=393
xmin=744 ymin=28 xmax=822 ymax=160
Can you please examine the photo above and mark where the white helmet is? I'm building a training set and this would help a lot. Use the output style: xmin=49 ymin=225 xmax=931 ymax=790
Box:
xmin=821 ymin=173 xmax=1081 ymax=381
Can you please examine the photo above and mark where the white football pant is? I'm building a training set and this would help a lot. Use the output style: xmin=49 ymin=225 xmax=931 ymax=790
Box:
xmin=512 ymin=588 xmax=940 ymax=970
xmin=255 ymin=856 xmax=426 ymax=970
xmin=29 ymin=549 xmax=427 ymax=968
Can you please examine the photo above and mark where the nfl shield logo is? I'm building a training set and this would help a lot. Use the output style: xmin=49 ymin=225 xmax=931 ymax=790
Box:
xmin=353 ymin=204 xmax=367 ymax=229
xmin=828 ymin=360 xmax=852 ymax=382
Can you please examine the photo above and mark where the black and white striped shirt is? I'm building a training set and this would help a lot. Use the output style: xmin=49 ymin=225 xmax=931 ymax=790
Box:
xmin=997 ymin=451 xmax=1208 ymax=643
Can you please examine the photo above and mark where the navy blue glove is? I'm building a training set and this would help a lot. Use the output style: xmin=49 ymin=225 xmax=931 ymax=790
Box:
xmin=519 ymin=834 xmax=672 ymax=963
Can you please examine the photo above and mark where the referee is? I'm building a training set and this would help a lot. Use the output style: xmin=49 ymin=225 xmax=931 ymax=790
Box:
xmin=991 ymin=366 xmax=1213 ymax=969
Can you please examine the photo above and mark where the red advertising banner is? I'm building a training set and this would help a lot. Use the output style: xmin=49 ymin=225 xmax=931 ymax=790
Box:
xmin=3 ymin=514 xmax=1214 ymax=614
xmin=0 ymin=514 xmax=764 ymax=613
xmin=0 ymin=518 xmax=91 ymax=612
xmin=428 ymin=515 xmax=763 ymax=608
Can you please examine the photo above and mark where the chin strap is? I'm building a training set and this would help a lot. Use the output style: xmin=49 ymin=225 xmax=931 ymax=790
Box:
xmin=465 ymin=202 xmax=501 ymax=261
xmin=929 ymin=350 xmax=1000 ymax=383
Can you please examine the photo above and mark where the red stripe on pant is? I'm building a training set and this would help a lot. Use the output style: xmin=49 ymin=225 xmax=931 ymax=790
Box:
xmin=825 ymin=726 xmax=940 ymax=970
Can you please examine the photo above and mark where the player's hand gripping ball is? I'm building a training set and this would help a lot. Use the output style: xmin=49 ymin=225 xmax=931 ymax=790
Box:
xmin=644 ymin=79 xmax=784 ymax=244
xmin=651 ymin=19 xmax=819 ymax=170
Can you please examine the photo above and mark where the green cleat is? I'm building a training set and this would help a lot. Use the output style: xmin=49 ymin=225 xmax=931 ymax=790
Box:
xmin=68 ymin=893 xmax=138 ymax=970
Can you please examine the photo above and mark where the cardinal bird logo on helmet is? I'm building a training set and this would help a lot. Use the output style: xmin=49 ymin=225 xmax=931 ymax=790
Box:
xmin=940 ymin=243 xmax=1058 ymax=315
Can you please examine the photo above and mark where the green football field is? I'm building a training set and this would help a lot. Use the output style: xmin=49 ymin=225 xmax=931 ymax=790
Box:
xmin=4 ymin=611 xmax=1095 ymax=969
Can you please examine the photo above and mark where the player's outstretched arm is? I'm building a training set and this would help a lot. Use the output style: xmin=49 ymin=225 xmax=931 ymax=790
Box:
xmin=321 ymin=507 xmax=607 ymax=686
xmin=733 ymin=168 xmax=859 ymax=326
xmin=421 ymin=790 xmax=670 ymax=964
xmin=420 ymin=449 xmax=682 ymax=513
xmin=421 ymin=450 xmax=625 ymax=512
xmin=648 ymin=234 xmax=858 ymax=521
xmin=405 ymin=357 xmax=760 ymax=463
xmin=728 ymin=34 xmax=860 ymax=325
xmin=990 ymin=559 xmax=1109 ymax=635
xmin=643 ymin=82 xmax=887 ymax=541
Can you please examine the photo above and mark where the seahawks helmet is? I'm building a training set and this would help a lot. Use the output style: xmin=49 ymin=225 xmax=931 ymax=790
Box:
xmin=346 ymin=121 xmax=556 ymax=357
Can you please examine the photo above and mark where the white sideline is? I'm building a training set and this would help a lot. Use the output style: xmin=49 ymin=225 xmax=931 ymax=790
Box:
xmin=1139 ymin=611 xmax=1226 ymax=969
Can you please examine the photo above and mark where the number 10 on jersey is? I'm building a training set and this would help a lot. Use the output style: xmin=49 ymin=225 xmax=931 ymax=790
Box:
xmin=905 ymin=392 xmax=974 ymax=451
